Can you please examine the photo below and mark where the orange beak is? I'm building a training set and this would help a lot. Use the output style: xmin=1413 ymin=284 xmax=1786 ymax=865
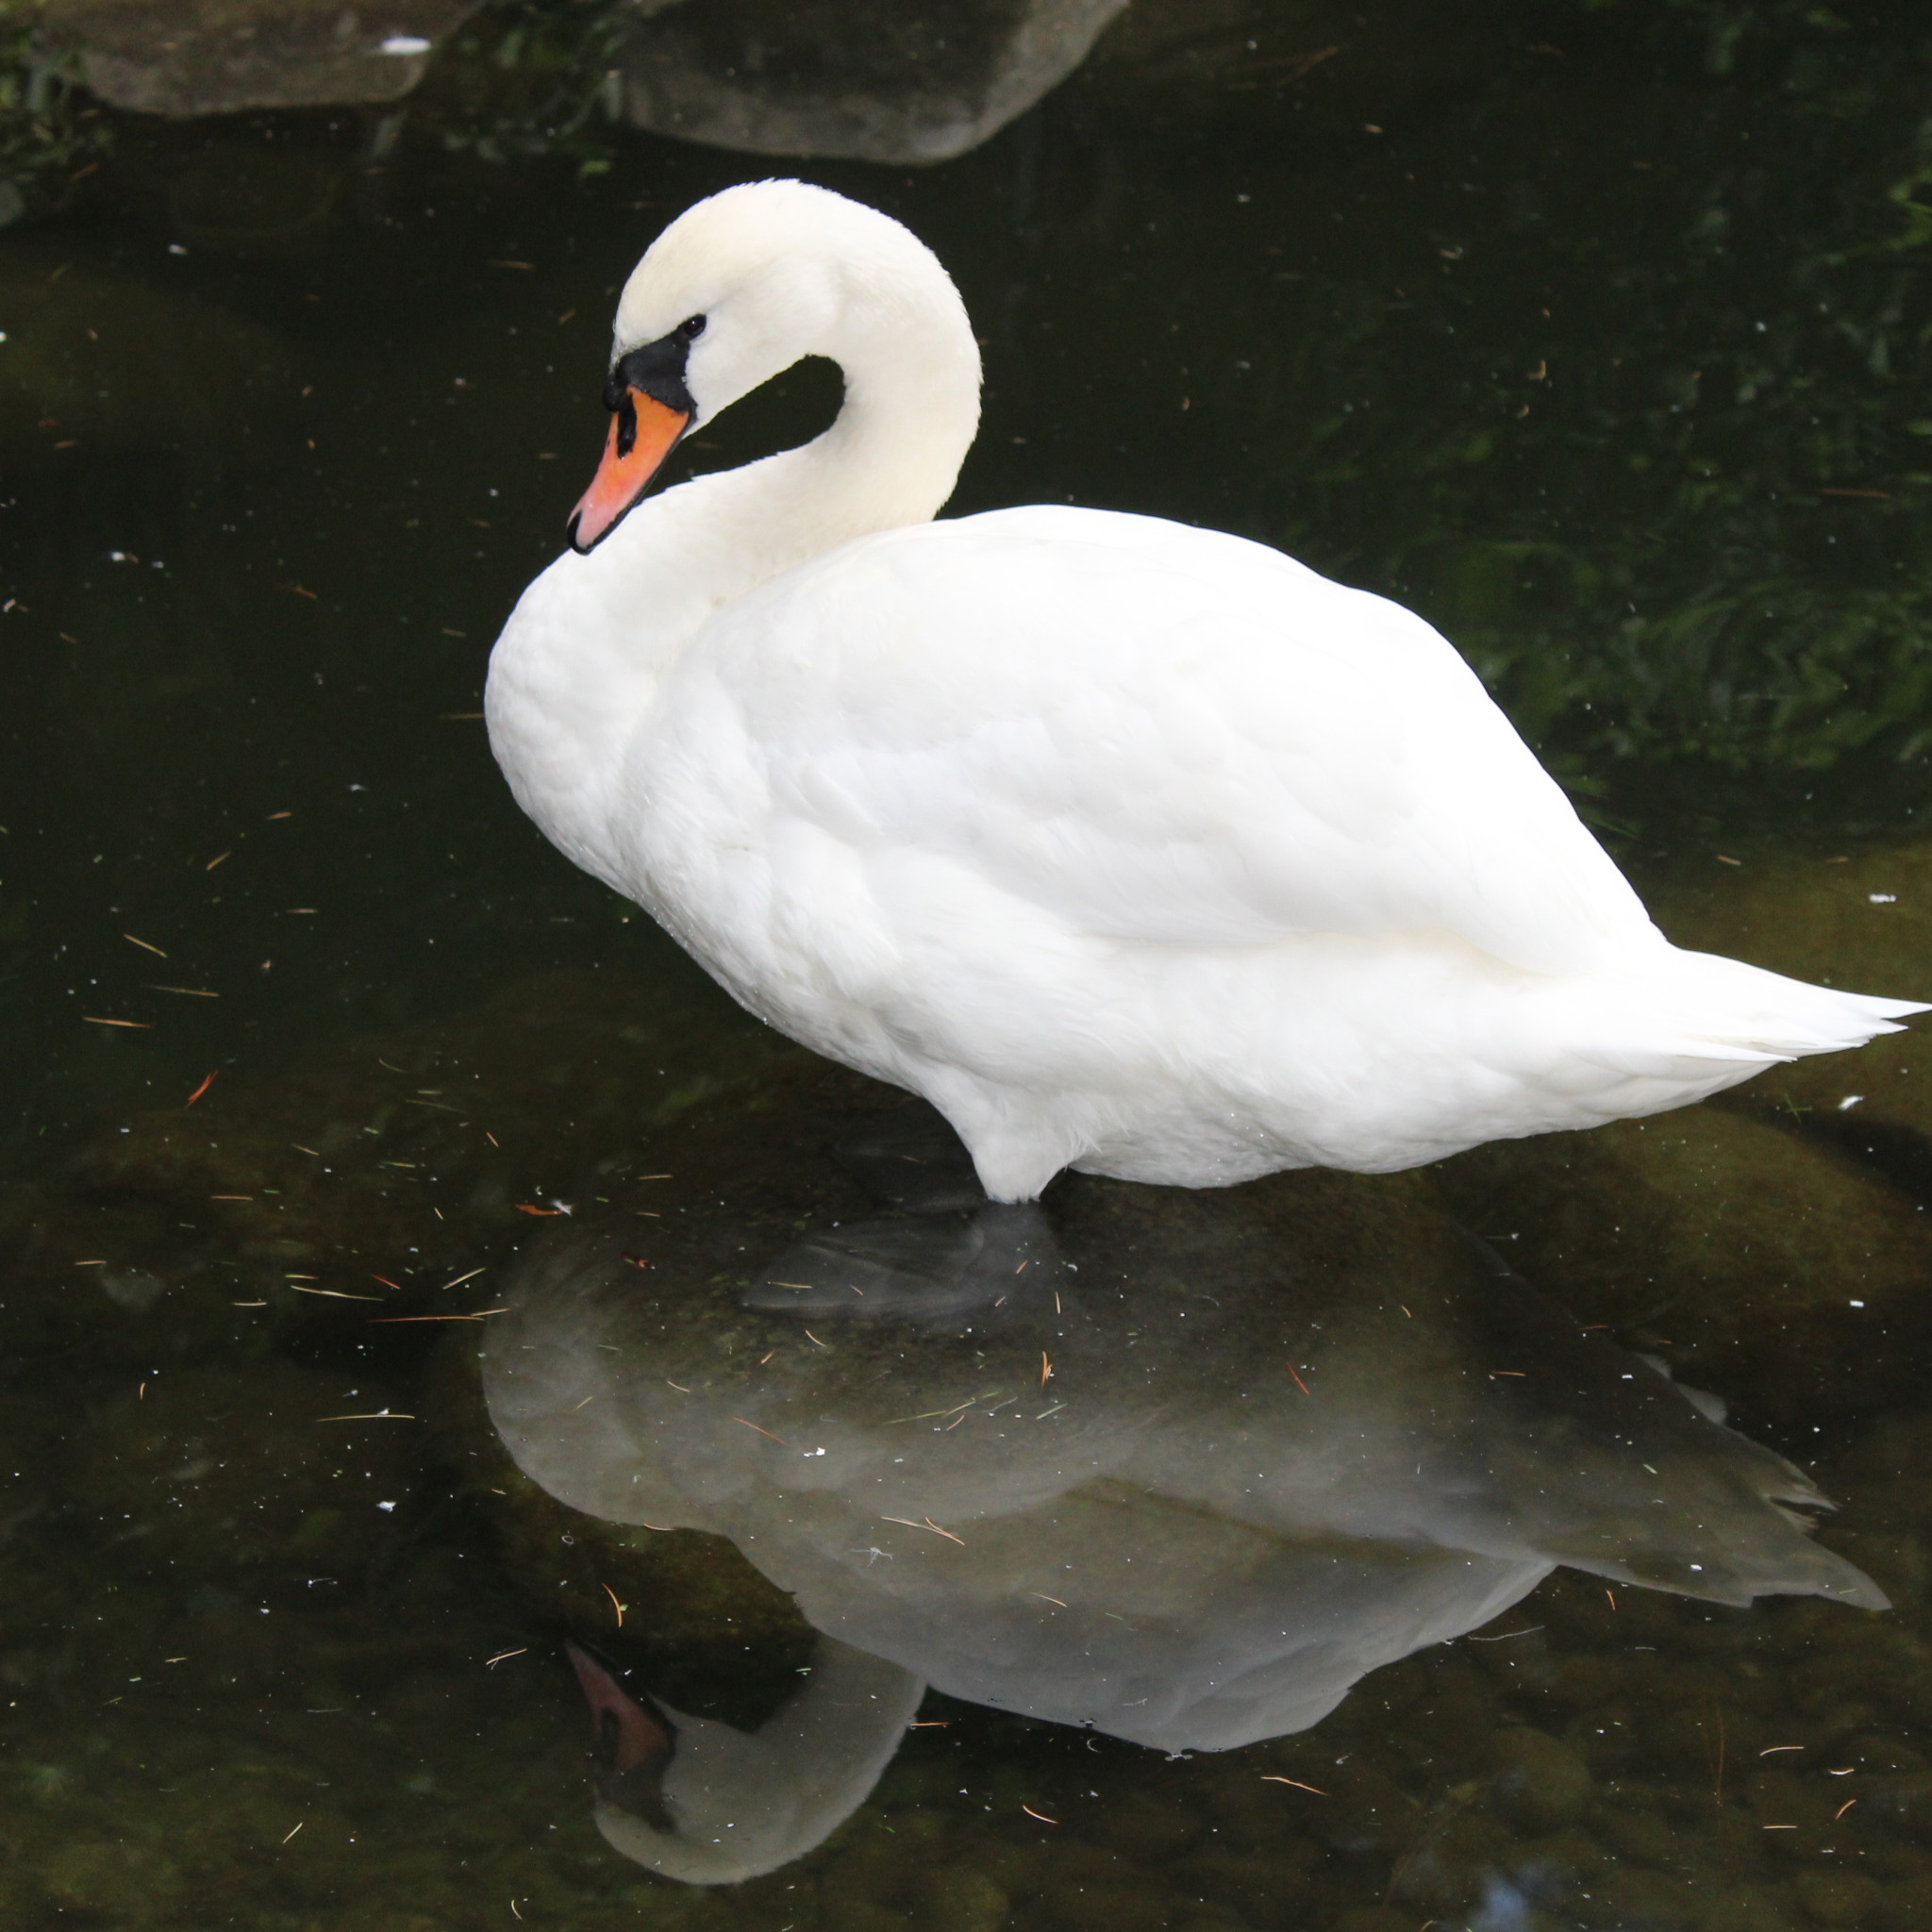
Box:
xmin=569 ymin=386 xmax=690 ymax=553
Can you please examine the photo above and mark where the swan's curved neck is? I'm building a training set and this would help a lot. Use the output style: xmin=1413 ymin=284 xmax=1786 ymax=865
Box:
xmin=593 ymin=1636 xmax=924 ymax=1884
xmin=485 ymin=275 xmax=979 ymax=890
xmin=627 ymin=317 xmax=981 ymax=631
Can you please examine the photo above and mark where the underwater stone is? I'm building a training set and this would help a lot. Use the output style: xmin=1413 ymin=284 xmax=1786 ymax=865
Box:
xmin=1490 ymin=1725 xmax=1593 ymax=1829
xmin=1085 ymin=1789 xmax=1205 ymax=1859
xmin=0 ymin=245 xmax=300 ymax=466
xmin=37 ymin=1839 xmax=186 ymax=1916
xmin=1796 ymin=1870 xmax=1889 ymax=1927
xmin=1651 ymin=843 xmax=1932 ymax=1155
xmin=1041 ymin=1878 xmax=1179 ymax=1932
xmin=60 ymin=1361 xmax=423 ymax=1583
xmin=915 ymin=1865 xmax=1011 ymax=1932
xmin=1429 ymin=1105 xmax=1932 ymax=1426
xmin=1698 ymin=1884 xmax=1806 ymax=1932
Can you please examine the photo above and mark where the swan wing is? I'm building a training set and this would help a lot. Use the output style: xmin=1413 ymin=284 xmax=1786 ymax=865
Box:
xmin=662 ymin=506 xmax=1657 ymax=979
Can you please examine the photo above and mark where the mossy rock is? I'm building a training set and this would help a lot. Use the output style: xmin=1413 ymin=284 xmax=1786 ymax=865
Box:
xmin=0 ymin=963 xmax=789 ymax=1369
xmin=1429 ymin=1106 xmax=1932 ymax=1428
xmin=0 ymin=243 xmax=300 ymax=465
xmin=1650 ymin=842 xmax=1932 ymax=1159
xmin=58 ymin=1361 xmax=425 ymax=1585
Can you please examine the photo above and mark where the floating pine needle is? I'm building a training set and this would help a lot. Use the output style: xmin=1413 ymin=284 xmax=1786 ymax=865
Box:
xmin=123 ymin=933 xmax=166 ymax=957
xmin=282 ymin=1823 xmax=303 ymax=1845
xmin=370 ymin=1275 xmax=405 ymax=1291
xmin=370 ymin=1308 xmax=508 ymax=1323
xmin=603 ymin=1584 xmax=626 ymax=1626
xmin=733 ymin=1416 xmax=792 ymax=1448
xmin=485 ymin=1649 xmax=527 ymax=1668
xmin=1836 ymin=1798 xmax=1858 ymax=1821
xmin=146 ymin=984 xmax=218 ymax=997
xmin=184 ymin=1070 xmax=218 ymax=1107
xmin=291 ymin=1286 xmax=382 ymax=1301
xmin=318 ymin=1409 xmax=417 ymax=1421
xmin=515 ymin=1204 xmax=567 ymax=1216
xmin=1261 ymin=1777 xmax=1330 ymax=1795
xmin=882 ymin=1515 xmax=965 ymax=1545
xmin=1040 ymin=1351 xmax=1052 ymax=1388
xmin=885 ymin=1394 xmax=996 ymax=1424
xmin=440 ymin=1267 xmax=486 ymax=1291
xmin=1760 ymin=1745 xmax=1805 ymax=1757
xmin=1031 ymin=1592 xmax=1068 ymax=1607
xmin=1288 ymin=1363 xmax=1310 ymax=1395
xmin=1021 ymin=1806 xmax=1058 ymax=1824
xmin=85 ymin=1016 xmax=151 ymax=1028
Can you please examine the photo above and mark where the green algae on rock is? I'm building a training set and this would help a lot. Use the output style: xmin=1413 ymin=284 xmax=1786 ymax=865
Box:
xmin=1651 ymin=841 xmax=1932 ymax=1156
xmin=1429 ymin=1105 xmax=1932 ymax=1430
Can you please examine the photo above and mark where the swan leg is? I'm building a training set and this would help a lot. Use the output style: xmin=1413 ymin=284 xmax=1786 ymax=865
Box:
xmin=828 ymin=1100 xmax=987 ymax=1212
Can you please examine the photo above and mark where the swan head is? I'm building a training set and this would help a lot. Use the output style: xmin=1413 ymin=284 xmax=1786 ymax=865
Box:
xmin=565 ymin=1633 xmax=924 ymax=1884
xmin=570 ymin=179 xmax=979 ymax=552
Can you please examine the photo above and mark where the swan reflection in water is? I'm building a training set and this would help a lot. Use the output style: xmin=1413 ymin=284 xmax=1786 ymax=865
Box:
xmin=483 ymin=1107 xmax=1883 ymax=1884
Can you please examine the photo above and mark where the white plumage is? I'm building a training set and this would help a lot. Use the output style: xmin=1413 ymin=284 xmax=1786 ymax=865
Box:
xmin=487 ymin=180 xmax=1920 ymax=1202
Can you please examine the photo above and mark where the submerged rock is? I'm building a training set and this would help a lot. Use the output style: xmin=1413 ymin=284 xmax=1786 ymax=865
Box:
xmin=1651 ymin=842 xmax=1932 ymax=1163
xmin=0 ymin=245 xmax=299 ymax=467
xmin=1429 ymin=1105 xmax=1932 ymax=1429
xmin=60 ymin=1361 xmax=425 ymax=1584
xmin=0 ymin=964 xmax=787 ymax=1368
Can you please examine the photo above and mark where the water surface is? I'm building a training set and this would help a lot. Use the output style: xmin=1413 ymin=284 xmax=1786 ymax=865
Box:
xmin=4 ymin=4 xmax=1932 ymax=1928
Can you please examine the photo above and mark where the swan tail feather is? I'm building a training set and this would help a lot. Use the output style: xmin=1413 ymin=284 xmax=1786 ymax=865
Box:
xmin=1565 ymin=950 xmax=1924 ymax=1106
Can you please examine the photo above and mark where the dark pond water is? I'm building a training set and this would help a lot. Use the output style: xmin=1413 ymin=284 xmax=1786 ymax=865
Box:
xmin=4 ymin=3 xmax=1932 ymax=1928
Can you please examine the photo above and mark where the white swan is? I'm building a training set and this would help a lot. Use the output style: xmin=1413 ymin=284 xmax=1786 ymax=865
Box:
xmin=485 ymin=179 xmax=1922 ymax=1202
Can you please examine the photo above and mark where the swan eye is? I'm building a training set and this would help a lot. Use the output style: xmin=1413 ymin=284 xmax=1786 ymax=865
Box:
xmin=678 ymin=314 xmax=707 ymax=341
